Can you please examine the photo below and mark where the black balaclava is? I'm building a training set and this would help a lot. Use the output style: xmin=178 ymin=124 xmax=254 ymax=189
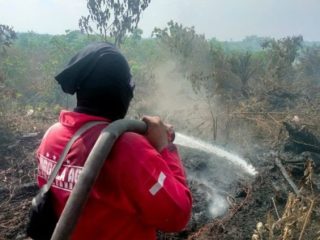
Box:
xmin=55 ymin=42 xmax=134 ymax=120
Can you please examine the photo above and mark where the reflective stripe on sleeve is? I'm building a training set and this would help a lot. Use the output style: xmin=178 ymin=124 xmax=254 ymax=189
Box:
xmin=149 ymin=172 xmax=166 ymax=196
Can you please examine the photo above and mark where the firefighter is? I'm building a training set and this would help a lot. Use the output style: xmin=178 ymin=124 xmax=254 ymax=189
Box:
xmin=36 ymin=42 xmax=192 ymax=239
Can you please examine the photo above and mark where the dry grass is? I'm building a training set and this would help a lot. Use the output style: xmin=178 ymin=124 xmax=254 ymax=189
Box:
xmin=252 ymin=162 xmax=320 ymax=240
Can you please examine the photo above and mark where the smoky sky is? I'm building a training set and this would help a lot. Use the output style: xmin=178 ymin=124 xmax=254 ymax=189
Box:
xmin=0 ymin=0 xmax=319 ymax=41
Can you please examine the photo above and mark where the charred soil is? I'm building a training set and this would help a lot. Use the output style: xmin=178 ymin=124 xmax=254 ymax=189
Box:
xmin=1 ymin=116 xmax=320 ymax=240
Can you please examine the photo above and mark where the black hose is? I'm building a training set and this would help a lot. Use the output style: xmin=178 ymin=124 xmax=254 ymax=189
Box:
xmin=51 ymin=119 xmax=147 ymax=240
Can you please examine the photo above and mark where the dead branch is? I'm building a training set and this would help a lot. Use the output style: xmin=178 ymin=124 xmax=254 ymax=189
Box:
xmin=275 ymin=157 xmax=300 ymax=196
xmin=267 ymin=112 xmax=282 ymax=126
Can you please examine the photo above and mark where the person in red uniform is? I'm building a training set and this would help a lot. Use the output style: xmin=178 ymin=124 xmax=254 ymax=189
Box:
xmin=36 ymin=42 xmax=192 ymax=240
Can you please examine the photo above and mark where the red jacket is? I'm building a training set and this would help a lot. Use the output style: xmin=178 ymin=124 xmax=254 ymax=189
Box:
xmin=37 ymin=111 xmax=192 ymax=240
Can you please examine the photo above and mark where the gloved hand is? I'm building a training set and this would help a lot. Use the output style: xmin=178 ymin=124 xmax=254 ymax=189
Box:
xmin=142 ymin=116 xmax=174 ymax=152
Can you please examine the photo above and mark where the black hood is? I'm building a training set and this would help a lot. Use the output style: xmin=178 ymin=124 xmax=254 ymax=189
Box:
xmin=55 ymin=42 xmax=134 ymax=120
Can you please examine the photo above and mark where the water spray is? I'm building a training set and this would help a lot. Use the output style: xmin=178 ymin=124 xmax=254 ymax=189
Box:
xmin=174 ymin=132 xmax=258 ymax=176
xmin=176 ymin=132 xmax=258 ymax=220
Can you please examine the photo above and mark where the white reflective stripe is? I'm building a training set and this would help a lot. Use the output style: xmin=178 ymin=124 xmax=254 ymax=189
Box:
xmin=149 ymin=172 xmax=166 ymax=196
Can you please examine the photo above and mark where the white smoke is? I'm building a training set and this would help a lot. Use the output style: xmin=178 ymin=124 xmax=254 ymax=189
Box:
xmin=209 ymin=193 xmax=229 ymax=218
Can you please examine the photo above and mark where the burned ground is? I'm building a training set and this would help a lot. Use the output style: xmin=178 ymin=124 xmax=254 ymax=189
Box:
xmin=1 ymin=116 xmax=320 ymax=240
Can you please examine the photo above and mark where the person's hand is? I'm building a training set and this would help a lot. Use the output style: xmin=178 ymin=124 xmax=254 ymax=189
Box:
xmin=142 ymin=116 xmax=173 ymax=152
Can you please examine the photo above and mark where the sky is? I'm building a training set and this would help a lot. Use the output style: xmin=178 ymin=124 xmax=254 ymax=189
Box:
xmin=0 ymin=0 xmax=319 ymax=41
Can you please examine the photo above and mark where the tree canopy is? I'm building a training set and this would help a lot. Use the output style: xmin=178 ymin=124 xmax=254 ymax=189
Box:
xmin=0 ymin=24 xmax=16 ymax=54
xmin=79 ymin=0 xmax=151 ymax=46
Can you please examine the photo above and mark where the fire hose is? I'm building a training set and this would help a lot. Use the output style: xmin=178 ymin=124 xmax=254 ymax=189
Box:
xmin=50 ymin=119 xmax=147 ymax=240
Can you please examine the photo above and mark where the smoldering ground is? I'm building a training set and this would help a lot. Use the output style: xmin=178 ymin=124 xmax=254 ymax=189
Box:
xmin=130 ymin=60 xmax=258 ymax=227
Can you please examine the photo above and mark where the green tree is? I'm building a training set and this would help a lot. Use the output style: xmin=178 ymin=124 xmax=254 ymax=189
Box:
xmin=261 ymin=35 xmax=303 ymax=81
xmin=208 ymin=45 xmax=234 ymax=94
xmin=0 ymin=24 xmax=16 ymax=54
xmin=79 ymin=0 xmax=151 ymax=47
xmin=153 ymin=21 xmax=198 ymax=59
xmin=299 ymin=45 xmax=320 ymax=84
xmin=0 ymin=24 xmax=17 ymax=98
xmin=131 ymin=28 xmax=143 ymax=42
xmin=230 ymin=52 xmax=253 ymax=86
xmin=229 ymin=51 xmax=257 ymax=96
xmin=153 ymin=21 xmax=212 ymax=90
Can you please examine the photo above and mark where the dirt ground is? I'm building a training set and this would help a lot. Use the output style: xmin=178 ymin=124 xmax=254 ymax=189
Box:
xmin=0 ymin=116 xmax=319 ymax=240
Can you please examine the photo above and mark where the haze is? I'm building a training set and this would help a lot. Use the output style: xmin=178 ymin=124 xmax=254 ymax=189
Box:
xmin=0 ymin=0 xmax=319 ymax=41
